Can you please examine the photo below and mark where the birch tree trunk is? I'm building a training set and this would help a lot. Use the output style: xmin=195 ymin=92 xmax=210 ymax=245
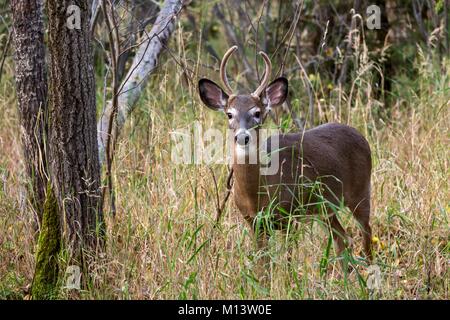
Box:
xmin=97 ymin=0 xmax=184 ymax=164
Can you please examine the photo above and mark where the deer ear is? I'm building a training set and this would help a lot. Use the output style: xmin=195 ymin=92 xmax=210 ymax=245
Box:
xmin=264 ymin=77 xmax=288 ymax=107
xmin=198 ymin=79 xmax=229 ymax=111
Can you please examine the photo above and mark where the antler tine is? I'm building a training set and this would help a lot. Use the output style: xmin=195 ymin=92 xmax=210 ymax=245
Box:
xmin=252 ymin=51 xmax=272 ymax=98
xmin=220 ymin=46 xmax=238 ymax=95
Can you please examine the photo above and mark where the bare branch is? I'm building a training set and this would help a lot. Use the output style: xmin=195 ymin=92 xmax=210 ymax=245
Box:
xmin=213 ymin=3 xmax=257 ymax=84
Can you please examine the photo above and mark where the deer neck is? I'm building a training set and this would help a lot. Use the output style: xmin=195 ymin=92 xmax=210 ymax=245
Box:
xmin=232 ymin=143 xmax=262 ymax=216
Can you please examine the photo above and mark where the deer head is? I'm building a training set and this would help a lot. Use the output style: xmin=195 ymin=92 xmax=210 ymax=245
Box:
xmin=198 ymin=46 xmax=288 ymax=152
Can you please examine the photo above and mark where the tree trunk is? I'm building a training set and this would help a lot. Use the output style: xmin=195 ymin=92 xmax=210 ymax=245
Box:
xmin=10 ymin=0 xmax=48 ymax=224
xmin=46 ymin=0 xmax=104 ymax=257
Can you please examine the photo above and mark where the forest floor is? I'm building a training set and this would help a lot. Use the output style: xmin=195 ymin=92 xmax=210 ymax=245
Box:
xmin=0 ymin=42 xmax=448 ymax=299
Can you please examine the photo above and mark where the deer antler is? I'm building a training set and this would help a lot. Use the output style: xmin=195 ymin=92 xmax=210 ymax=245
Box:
xmin=220 ymin=46 xmax=238 ymax=95
xmin=251 ymin=51 xmax=272 ymax=98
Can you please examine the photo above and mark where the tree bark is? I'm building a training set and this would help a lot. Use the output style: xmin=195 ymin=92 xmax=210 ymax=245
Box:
xmin=97 ymin=0 xmax=184 ymax=165
xmin=10 ymin=0 xmax=48 ymax=224
xmin=46 ymin=0 xmax=103 ymax=256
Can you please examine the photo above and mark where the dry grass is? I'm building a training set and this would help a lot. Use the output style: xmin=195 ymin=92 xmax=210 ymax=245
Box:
xmin=0 ymin=33 xmax=448 ymax=299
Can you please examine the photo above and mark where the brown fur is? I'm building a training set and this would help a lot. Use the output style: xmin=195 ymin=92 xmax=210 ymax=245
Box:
xmin=198 ymin=77 xmax=373 ymax=261
xmin=233 ymin=122 xmax=373 ymax=260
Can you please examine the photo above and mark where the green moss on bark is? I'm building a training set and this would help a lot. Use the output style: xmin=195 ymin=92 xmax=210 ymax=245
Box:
xmin=31 ymin=184 xmax=61 ymax=300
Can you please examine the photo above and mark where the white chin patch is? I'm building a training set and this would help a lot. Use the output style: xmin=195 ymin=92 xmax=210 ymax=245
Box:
xmin=235 ymin=143 xmax=258 ymax=164
xmin=235 ymin=144 xmax=248 ymax=159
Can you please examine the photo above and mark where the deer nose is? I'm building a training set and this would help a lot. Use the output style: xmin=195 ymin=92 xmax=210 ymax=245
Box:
xmin=235 ymin=132 xmax=251 ymax=146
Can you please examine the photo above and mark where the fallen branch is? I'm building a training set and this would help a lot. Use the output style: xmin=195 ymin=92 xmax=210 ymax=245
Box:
xmin=97 ymin=0 xmax=185 ymax=165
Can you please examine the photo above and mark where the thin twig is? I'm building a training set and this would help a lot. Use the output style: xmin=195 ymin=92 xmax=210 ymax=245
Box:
xmin=212 ymin=167 xmax=234 ymax=227
xmin=0 ymin=30 xmax=12 ymax=84
xmin=294 ymin=54 xmax=315 ymax=127
xmin=276 ymin=0 xmax=303 ymax=78
xmin=101 ymin=0 xmax=121 ymax=217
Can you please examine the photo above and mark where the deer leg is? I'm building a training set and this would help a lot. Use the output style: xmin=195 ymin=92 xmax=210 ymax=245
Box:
xmin=245 ymin=216 xmax=270 ymax=269
xmin=329 ymin=214 xmax=349 ymax=258
xmin=252 ymin=230 xmax=270 ymax=282
xmin=353 ymin=205 xmax=373 ymax=262
xmin=255 ymin=232 xmax=269 ymax=251
xmin=328 ymin=214 xmax=357 ymax=275
xmin=283 ymin=222 xmax=300 ymax=264
xmin=244 ymin=215 xmax=269 ymax=251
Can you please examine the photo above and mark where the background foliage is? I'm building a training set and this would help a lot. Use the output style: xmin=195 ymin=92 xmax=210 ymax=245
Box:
xmin=0 ymin=0 xmax=448 ymax=299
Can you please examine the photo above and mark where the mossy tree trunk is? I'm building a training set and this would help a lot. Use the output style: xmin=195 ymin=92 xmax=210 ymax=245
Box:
xmin=27 ymin=0 xmax=105 ymax=299
xmin=31 ymin=184 xmax=60 ymax=299
xmin=10 ymin=0 xmax=48 ymax=225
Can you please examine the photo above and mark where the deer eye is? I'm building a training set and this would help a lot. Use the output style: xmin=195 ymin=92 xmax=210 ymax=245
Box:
xmin=226 ymin=113 xmax=233 ymax=119
xmin=254 ymin=111 xmax=261 ymax=118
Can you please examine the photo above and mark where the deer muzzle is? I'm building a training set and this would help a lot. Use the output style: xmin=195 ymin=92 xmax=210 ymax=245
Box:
xmin=235 ymin=129 xmax=251 ymax=146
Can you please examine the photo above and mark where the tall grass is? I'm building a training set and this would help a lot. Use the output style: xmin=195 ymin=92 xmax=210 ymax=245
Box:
xmin=0 ymin=22 xmax=448 ymax=299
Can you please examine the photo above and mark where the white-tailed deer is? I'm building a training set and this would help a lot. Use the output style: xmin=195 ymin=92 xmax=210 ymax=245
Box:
xmin=198 ymin=46 xmax=372 ymax=262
